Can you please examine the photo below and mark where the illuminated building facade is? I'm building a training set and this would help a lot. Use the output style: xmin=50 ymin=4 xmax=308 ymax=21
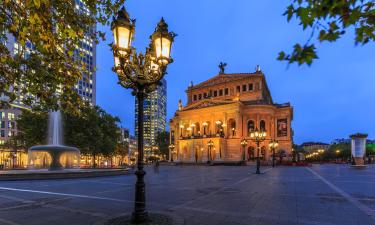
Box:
xmin=135 ymin=78 xmax=167 ymax=153
xmin=170 ymin=65 xmax=294 ymax=163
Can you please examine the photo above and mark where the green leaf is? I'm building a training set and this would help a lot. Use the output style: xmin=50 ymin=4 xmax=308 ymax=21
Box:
xmin=33 ymin=0 xmax=41 ymax=8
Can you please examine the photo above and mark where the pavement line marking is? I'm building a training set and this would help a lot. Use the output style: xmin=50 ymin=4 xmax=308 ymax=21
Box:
xmin=0 ymin=218 xmax=21 ymax=225
xmin=306 ymin=167 xmax=375 ymax=220
xmin=0 ymin=186 xmax=133 ymax=204
xmin=0 ymin=186 xmax=176 ymax=210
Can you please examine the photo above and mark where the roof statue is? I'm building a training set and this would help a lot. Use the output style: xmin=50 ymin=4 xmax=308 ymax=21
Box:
xmin=178 ymin=99 xmax=183 ymax=111
xmin=218 ymin=62 xmax=227 ymax=74
xmin=256 ymin=65 xmax=261 ymax=72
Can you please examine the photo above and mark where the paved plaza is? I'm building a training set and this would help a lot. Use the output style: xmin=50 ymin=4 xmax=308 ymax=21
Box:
xmin=0 ymin=165 xmax=374 ymax=225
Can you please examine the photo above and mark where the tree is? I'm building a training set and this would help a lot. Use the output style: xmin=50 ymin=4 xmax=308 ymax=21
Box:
xmin=15 ymin=110 xmax=48 ymax=149
xmin=156 ymin=131 xmax=170 ymax=160
xmin=279 ymin=0 xmax=374 ymax=66
xmin=327 ymin=143 xmax=351 ymax=160
xmin=0 ymin=0 xmax=124 ymax=111
xmin=64 ymin=104 xmax=120 ymax=167
xmin=115 ymin=141 xmax=129 ymax=165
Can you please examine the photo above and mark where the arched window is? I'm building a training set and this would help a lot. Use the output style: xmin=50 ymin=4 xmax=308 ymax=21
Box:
xmin=247 ymin=120 xmax=255 ymax=136
xmin=260 ymin=120 xmax=266 ymax=131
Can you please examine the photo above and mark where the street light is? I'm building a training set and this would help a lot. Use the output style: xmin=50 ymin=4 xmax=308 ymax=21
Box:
xmin=111 ymin=6 xmax=175 ymax=224
xmin=250 ymin=127 xmax=267 ymax=174
xmin=269 ymin=139 xmax=279 ymax=167
xmin=207 ymin=140 xmax=214 ymax=164
xmin=335 ymin=149 xmax=341 ymax=162
xmin=240 ymin=139 xmax=248 ymax=161
xmin=169 ymin=144 xmax=175 ymax=162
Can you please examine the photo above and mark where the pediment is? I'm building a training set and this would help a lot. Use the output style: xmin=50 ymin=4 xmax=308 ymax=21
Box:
xmin=191 ymin=73 xmax=260 ymax=90
xmin=182 ymin=99 xmax=236 ymax=111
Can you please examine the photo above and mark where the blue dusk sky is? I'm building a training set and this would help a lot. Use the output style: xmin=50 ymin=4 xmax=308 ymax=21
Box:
xmin=96 ymin=0 xmax=375 ymax=144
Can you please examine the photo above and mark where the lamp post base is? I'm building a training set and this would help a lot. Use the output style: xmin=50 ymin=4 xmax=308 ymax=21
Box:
xmin=131 ymin=211 xmax=149 ymax=224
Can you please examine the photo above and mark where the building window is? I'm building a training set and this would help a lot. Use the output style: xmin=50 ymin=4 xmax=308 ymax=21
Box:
xmin=1 ymin=130 xmax=5 ymax=137
xmin=8 ymin=113 xmax=15 ymax=120
xmin=193 ymin=95 xmax=197 ymax=101
xmin=236 ymin=86 xmax=240 ymax=92
xmin=204 ymin=93 xmax=207 ymax=98
xmin=219 ymin=89 xmax=223 ymax=96
xmin=260 ymin=120 xmax=266 ymax=131
xmin=214 ymin=90 xmax=217 ymax=97
xmin=249 ymin=83 xmax=253 ymax=91
xmin=247 ymin=120 xmax=255 ymax=136
xmin=225 ymin=88 xmax=228 ymax=95
xmin=198 ymin=94 xmax=202 ymax=100
xmin=0 ymin=121 xmax=4 ymax=129
xmin=242 ymin=84 xmax=247 ymax=92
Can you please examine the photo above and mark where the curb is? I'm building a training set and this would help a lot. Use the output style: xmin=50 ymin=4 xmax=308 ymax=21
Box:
xmin=0 ymin=169 xmax=131 ymax=181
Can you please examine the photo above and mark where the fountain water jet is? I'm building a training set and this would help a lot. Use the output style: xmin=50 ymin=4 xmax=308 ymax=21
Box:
xmin=28 ymin=111 xmax=80 ymax=170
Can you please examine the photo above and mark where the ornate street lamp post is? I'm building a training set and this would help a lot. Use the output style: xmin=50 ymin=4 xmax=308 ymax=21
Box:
xmin=207 ymin=140 xmax=214 ymax=164
xmin=250 ymin=127 xmax=267 ymax=174
xmin=111 ymin=6 xmax=175 ymax=223
xmin=169 ymin=144 xmax=175 ymax=162
xmin=240 ymin=139 xmax=248 ymax=161
xmin=269 ymin=139 xmax=278 ymax=168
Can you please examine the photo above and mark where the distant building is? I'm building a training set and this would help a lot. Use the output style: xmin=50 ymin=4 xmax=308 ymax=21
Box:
xmin=135 ymin=78 xmax=167 ymax=153
xmin=118 ymin=128 xmax=130 ymax=144
xmin=170 ymin=65 xmax=294 ymax=163
xmin=301 ymin=142 xmax=330 ymax=153
xmin=129 ymin=135 xmax=138 ymax=155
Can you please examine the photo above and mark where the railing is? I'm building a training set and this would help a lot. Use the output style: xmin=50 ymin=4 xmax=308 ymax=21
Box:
xmin=179 ymin=133 xmax=225 ymax=140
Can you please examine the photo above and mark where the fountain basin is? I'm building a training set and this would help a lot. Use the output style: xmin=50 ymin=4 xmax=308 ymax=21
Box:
xmin=28 ymin=145 xmax=80 ymax=171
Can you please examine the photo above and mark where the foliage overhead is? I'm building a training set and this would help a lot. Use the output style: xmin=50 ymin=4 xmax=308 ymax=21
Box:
xmin=279 ymin=0 xmax=375 ymax=66
xmin=0 ymin=0 xmax=124 ymax=111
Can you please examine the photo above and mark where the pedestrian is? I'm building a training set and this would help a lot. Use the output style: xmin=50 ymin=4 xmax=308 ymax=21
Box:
xmin=156 ymin=159 xmax=160 ymax=174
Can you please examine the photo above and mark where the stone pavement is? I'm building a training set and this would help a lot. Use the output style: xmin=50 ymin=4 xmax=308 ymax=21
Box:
xmin=0 ymin=164 xmax=374 ymax=225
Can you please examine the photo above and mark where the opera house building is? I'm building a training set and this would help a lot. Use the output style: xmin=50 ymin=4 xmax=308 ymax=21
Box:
xmin=169 ymin=65 xmax=293 ymax=164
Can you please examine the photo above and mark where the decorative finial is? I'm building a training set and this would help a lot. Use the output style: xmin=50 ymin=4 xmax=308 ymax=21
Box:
xmin=256 ymin=65 xmax=261 ymax=72
xmin=178 ymin=99 xmax=183 ymax=111
xmin=219 ymin=62 xmax=227 ymax=74
xmin=189 ymin=81 xmax=193 ymax=87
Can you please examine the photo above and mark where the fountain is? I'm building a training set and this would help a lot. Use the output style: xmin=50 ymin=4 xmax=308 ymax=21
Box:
xmin=28 ymin=111 xmax=80 ymax=170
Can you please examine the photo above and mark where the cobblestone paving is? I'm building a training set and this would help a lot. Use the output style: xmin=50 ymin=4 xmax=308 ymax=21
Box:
xmin=0 ymin=164 xmax=374 ymax=225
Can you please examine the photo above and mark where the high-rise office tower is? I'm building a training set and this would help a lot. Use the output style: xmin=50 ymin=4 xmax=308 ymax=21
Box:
xmin=135 ymin=78 xmax=167 ymax=153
